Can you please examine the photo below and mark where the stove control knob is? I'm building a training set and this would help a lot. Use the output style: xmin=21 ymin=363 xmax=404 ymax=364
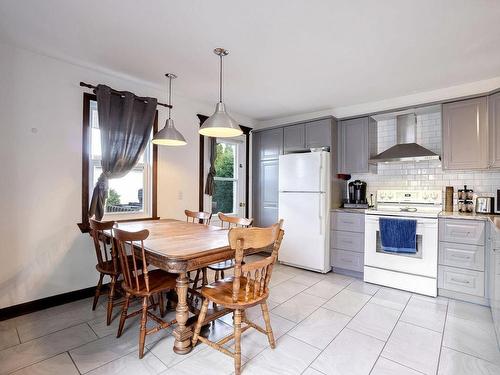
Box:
xmin=430 ymin=192 xmax=438 ymax=200
xmin=423 ymin=193 xmax=429 ymax=200
xmin=387 ymin=193 xmax=393 ymax=200
xmin=379 ymin=192 xmax=386 ymax=200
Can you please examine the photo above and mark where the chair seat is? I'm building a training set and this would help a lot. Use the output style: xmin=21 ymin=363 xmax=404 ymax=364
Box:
xmin=201 ymin=276 xmax=268 ymax=309
xmin=207 ymin=259 xmax=242 ymax=271
xmin=121 ymin=269 xmax=177 ymax=296
xmin=96 ymin=260 xmax=118 ymax=275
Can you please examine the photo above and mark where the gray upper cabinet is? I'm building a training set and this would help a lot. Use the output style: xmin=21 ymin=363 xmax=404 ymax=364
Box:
xmin=305 ymin=118 xmax=332 ymax=149
xmin=284 ymin=124 xmax=305 ymax=153
xmin=258 ymin=127 xmax=283 ymax=160
xmin=442 ymin=97 xmax=488 ymax=170
xmin=252 ymin=128 xmax=283 ymax=227
xmin=338 ymin=117 xmax=377 ymax=174
xmin=283 ymin=118 xmax=332 ymax=152
xmin=489 ymin=92 xmax=500 ymax=168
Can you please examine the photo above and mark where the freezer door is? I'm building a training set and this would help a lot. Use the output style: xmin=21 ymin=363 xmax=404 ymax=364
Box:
xmin=279 ymin=152 xmax=329 ymax=192
xmin=278 ymin=192 xmax=329 ymax=272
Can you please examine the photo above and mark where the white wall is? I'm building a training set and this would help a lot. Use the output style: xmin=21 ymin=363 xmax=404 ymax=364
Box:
xmin=0 ymin=41 xmax=254 ymax=308
xmin=255 ymin=76 xmax=500 ymax=129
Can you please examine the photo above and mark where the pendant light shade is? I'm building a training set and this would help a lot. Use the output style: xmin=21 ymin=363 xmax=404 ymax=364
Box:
xmin=199 ymin=48 xmax=242 ymax=138
xmin=152 ymin=73 xmax=187 ymax=146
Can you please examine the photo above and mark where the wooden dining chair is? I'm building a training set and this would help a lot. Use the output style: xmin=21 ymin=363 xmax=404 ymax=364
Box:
xmin=208 ymin=213 xmax=254 ymax=281
xmin=184 ymin=209 xmax=212 ymax=224
xmin=113 ymin=227 xmax=177 ymax=359
xmin=192 ymin=221 xmax=284 ymax=375
xmin=89 ymin=219 xmax=121 ymax=325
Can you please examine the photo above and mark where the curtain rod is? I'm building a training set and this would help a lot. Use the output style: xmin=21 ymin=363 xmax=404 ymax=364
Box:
xmin=79 ymin=82 xmax=172 ymax=109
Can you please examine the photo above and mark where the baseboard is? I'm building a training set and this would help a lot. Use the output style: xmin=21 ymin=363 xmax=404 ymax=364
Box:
xmin=0 ymin=286 xmax=97 ymax=321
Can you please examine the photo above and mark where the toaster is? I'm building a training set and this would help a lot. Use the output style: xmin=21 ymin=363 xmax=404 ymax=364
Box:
xmin=476 ymin=197 xmax=494 ymax=214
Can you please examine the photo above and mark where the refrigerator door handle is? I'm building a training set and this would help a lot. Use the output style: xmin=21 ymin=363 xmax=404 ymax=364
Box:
xmin=319 ymin=192 xmax=324 ymax=235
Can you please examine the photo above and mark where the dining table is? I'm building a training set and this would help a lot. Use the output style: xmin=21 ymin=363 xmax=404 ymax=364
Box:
xmin=106 ymin=218 xmax=254 ymax=355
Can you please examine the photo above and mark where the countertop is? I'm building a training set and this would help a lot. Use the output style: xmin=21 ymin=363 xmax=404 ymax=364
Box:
xmin=332 ymin=207 xmax=500 ymax=232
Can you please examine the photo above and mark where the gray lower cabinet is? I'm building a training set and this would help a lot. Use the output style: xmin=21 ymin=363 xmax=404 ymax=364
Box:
xmin=489 ymin=222 xmax=500 ymax=343
xmin=338 ymin=117 xmax=377 ymax=174
xmin=442 ymin=97 xmax=488 ymax=170
xmin=331 ymin=211 xmax=365 ymax=274
xmin=489 ymin=92 xmax=500 ymax=168
xmin=252 ymin=128 xmax=283 ymax=227
xmin=438 ymin=218 xmax=488 ymax=304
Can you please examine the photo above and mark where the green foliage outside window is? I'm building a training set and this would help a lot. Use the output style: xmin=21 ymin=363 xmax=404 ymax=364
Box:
xmin=212 ymin=143 xmax=235 ymax=213
xmin=107 ymin=189 xmax=121 ymax=206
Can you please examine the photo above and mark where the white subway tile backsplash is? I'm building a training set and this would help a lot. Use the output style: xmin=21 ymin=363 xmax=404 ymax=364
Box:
xmin=349 ymin=112 xmax=500 ymax=200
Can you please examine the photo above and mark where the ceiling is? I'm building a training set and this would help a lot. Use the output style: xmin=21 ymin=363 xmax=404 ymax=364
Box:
xmin=1 ymin=0 xmax=500 ymax=121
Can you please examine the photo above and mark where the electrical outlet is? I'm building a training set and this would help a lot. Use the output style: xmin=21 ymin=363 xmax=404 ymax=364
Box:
xmin=178 ymin=191 xmax=183 ymax=200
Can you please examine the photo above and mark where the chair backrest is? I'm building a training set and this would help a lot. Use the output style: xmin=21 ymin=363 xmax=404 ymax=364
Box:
xmin=218 ymin=212 xmax=253 ymax=229
xmin=89 ymin=219 xmax=117 ymax=272
xmin=113 ymin=227 xmax=151 ymax=293
xmin=228 ymin=220 xmax=284 ymax=303
xmin=185 ymin=209 xmax=212 ymax=225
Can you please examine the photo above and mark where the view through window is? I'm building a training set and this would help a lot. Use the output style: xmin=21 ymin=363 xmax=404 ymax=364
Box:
xmin=212 ymin=141 xmax=238 ymax=214
xmin=89 ymin=100 xmax=152 ymax=218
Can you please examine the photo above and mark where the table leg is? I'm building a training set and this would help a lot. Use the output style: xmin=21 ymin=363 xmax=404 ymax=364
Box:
xmin=173 ymin=272 xmax=193 ymax=354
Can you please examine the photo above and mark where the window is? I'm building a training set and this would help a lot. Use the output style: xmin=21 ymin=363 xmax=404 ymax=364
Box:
xmin=211 ymin=138 xmax=245 ymax=215
xmin=79 ymin=93 xmax=157 ymax=231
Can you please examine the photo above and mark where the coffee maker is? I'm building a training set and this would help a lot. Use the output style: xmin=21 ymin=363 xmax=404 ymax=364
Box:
xmin=345 ymin=180 xmax=368 ymax=208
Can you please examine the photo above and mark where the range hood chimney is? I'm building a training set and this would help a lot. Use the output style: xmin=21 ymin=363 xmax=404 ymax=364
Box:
xmin=369 ymin=113 xmax=440 ymax=163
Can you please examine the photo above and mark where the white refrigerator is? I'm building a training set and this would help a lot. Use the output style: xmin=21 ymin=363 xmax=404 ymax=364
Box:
xmin=278 ymin=151 xmax=330 ymax=273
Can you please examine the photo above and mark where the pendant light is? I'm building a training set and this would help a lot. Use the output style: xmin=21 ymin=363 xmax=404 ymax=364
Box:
xmin=199 ymin=48 xmax=242 ymax=137
xmin=152 ymin=73 xmax=187 ymax=146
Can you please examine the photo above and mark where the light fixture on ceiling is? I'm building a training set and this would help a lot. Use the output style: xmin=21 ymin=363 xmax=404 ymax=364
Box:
xmin=152 ymin=73 xmax=187 ymax=146
xmin=199 ymin=48 xmax=242 ymax=138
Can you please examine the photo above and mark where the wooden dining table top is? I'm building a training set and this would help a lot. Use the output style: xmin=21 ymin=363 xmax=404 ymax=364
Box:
xmin=113 ymin=219 xmax=230 ymax=260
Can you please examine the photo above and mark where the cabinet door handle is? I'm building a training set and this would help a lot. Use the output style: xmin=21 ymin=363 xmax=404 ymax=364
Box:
xmin=340 ymin=258 xmax=353 ymax=263
xmin=450 ymin=277 xmax=470 ymax=284
xmin=342 ymin=220 xmax=355 ymax=225
xmin=450 ymin=253 xmax=472 ymax=260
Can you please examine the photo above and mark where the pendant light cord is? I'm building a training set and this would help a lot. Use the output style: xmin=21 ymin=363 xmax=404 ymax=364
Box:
xmin=168 ymin=75 xmax=172 ymax=119
xmin=219 ymin=54 xmax=223 ymax=103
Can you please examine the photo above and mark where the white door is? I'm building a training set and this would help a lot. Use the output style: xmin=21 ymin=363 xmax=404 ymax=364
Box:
xmin=278 ymin=192 xmax=328 ymax=272
xmin=279 ymin=152 xmax=328 ymax=192
xmin=204 ymin=136 xmax=247 ymax=221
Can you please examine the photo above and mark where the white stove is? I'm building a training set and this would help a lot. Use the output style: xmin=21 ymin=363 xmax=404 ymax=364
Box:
xmin=364 ymin=189 xmax=442 ymax=297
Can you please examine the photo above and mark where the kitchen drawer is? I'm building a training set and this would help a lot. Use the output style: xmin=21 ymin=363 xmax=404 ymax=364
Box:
xmin=439 ymin=242 xmax=484 ymax=271
xmin=332 ymin=249 xmax=363 ymax=272
xmin=332 ymin=212 xmax=364 ymax=233
xmin=439 ymin=219 xmax=485 ymax=246
xmin=438 ymin=265 xmax=485 ymax=297
xmin=332 ymin=230 xmax=364 ymax=253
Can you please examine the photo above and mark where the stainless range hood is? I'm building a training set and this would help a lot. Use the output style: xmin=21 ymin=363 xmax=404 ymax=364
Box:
xmin=369 ymin=113 xmax=440 ymax=163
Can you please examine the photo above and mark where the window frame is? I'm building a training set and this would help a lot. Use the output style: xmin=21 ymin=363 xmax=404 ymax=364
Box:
xmin=78 ymin=92 xmax=158 ymax=233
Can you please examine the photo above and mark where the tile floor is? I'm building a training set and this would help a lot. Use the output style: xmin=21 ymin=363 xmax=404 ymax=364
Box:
xmin=1 ymin=255 xmax=500 ymax=375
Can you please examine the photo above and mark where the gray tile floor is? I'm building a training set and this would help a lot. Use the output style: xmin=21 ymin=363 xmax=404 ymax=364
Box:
xmin=1 ymin=256 xmax=500 ymax=375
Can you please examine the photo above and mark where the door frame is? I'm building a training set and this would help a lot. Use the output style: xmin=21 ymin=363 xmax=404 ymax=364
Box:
xmin=197 ymin=114 xmax=252 ymax=218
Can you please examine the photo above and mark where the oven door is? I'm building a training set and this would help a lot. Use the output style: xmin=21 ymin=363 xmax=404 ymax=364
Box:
xmin=364 ymin=214 xmax=438 ymax=278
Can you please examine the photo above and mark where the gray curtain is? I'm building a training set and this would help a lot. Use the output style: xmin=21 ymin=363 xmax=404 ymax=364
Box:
xmin=204 ymin=137 xmax=217 ymax=196
xmin=89 ymin=85 xmax=157 ymax=220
